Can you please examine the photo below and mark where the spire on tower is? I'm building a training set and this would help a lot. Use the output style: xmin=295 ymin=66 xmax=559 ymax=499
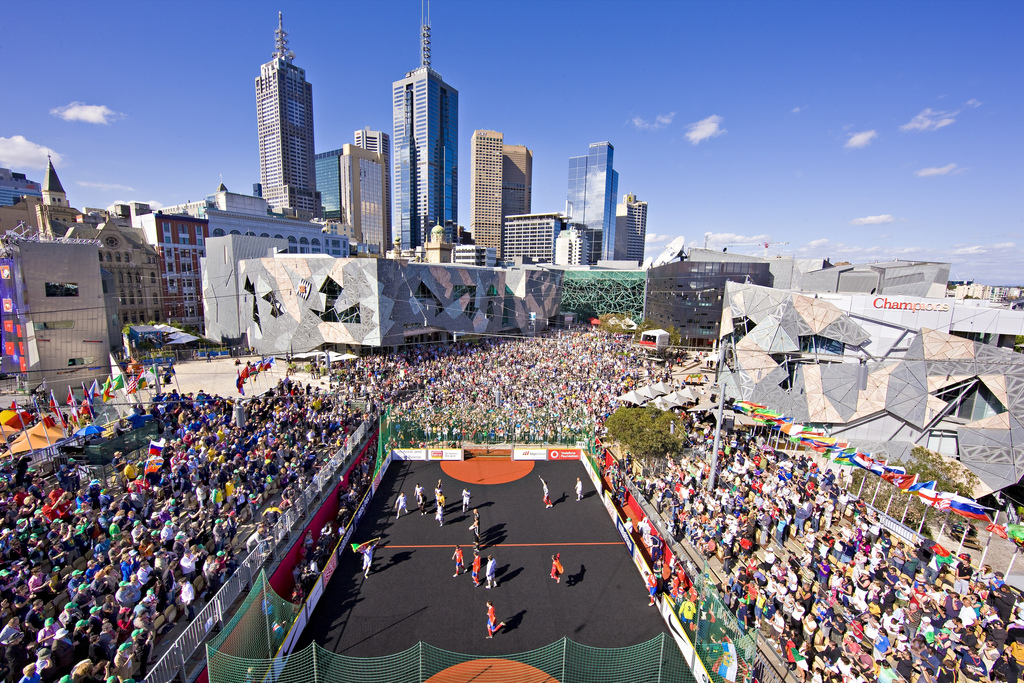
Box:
xmin=273 ymin=11 xmax=294 ymax=61
xmin=420 ymin=0 xmax=431 ymax=67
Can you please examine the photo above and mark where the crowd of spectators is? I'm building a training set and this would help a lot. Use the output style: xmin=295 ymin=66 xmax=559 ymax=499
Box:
xmin=624 ymin=415 xmax=1024 ymax=683
xmin=0 ymin=376 xmax=368 ymax=683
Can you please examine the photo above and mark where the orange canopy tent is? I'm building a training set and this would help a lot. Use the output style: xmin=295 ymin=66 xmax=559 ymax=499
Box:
xmin=1 ymin=421 xmax=68 ymax=456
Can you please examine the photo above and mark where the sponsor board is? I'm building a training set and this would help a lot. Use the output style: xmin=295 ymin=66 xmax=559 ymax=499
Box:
xmin=659 ymin=599 xmax=713 ymax=683
xmin=548 ymin=448 xmax=581 ymax=460
xmin=278 ymin=609 xmax=307 ymax=659
xmin=512 ymin=447 xmax=549 ymax=461
xmin=426 ymin=448 xmax=463 ymax=461
xmin=370 ymin=452 xmax=392 ymax=495
xmin=306 ymin=575 xmax=324 ymax=613
xmin=633 ymin=547 xmax=651 ymax=576
xmin=321 ymin=550 xmax=338 ymax=588
xmin=392 ymin=448 xmax=426 ymax=460
xmin=602 ymin=490 xmax=618 ymax=521
xmin=614 ymin=513 xmax=636 ymax=558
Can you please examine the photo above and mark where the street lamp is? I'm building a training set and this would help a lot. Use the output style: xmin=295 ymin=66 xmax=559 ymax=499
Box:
xmin=707 ymin=343 xmax=728 ymax=490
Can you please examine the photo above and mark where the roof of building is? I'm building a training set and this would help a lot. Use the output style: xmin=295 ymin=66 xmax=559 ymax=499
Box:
xmin=43 ymin=158 xmax=65 ymax=195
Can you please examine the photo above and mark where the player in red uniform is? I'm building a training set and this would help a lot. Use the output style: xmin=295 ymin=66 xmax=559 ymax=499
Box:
xmin=471 ymin=550 xmax=482 ymax=587
xmin=550 ymin=553 xmax=563 ymax=583
xmin=452 ymin=545 xmax=464 ymax=577
xmin=485 ymin=601 xmax=506 ymax=639
xmin=646 ymin=570 xmax=659 ymax=606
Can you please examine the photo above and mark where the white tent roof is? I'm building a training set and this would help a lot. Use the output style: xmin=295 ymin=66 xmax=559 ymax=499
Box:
xmin=616 ymin=390 xmax=644 ymax=405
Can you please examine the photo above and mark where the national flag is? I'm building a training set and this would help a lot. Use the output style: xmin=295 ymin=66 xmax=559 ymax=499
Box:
xmin=915 ymin=487 xmax=949 ymax=509
xmin=148 ymin=439 xmax=165 ymax=457
xmin=930 ymin=543 xmax=956 ymax=565
xmin=240 ymin=365 xmax=250 ymax=382
xmin=126 ymin=374 xmax=139 ymax=395
xmin=87 ymin=379 xmax=101 ymax=404
xmin=987 ymin=523 xmax=1008 ymax=540
xmin=881 ymin=472 xmax=919 ymax=490
xmin=1007 ymin=525 xmax=1024 ymax=548
xmin=717 ymin=642 xmax=739 ymax=682
xmin=236 ymin=371 xmax=245 ymax=396
xmin=102 ymin=374 xmax=124 ymax=402
xmin=881 ymin=464 xmax=907 ymax=475
xmin=66 ymin=388 xmax=76 ymax=407
xmin=144 ymin=455 xmax=163 ymax=475
xmin=48 ymin=391 xmax=67 ymax=429
xmin=350 ymin=538 xmax=380 ymax=554
xmin=907 ymin=480 xmax=937 ymax=493
xmin=946 ymin=494 xmax=992 ymax=522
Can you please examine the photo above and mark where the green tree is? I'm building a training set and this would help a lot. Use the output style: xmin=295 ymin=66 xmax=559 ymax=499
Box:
xmin=604 ymin=406 xmax=684 ymax=470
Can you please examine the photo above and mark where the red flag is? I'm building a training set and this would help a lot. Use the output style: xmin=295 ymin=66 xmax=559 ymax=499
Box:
xmin=66 ymin=387 xmax=76 ymax=407
xmin=987 ymin=523 xmax=1008 ymax=539
xmin=881 ymin=472 xmax=919 ymax=490
xmin=240 ymin=365 xmax=250 ymax=381
xmin=42 ymin=415 xmax=56 ymax=429
xmin=930 ymin=543 xmax=950 ymax=558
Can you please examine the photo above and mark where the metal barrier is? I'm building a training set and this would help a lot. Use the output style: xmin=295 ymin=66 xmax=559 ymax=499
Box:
xmin=144 ymin=418 xmax=373 ymax=683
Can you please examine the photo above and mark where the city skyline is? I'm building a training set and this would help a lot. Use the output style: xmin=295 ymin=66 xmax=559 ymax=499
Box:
xmin=1 ymin=1 xmax=1020 ymax=282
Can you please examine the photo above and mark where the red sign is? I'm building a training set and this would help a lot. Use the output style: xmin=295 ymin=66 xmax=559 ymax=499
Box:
xmin=548 ymin=448 xmax=581 ymax=460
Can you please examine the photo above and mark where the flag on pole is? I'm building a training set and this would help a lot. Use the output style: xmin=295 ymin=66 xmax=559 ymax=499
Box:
xmin=1007 ymin=525 xmax=1024 ymax=548
xmin=907 ymin=480 xmax=937 ymax=493
xmin=350 ymin=538 xmax=380 ymax=554
xmin=126 ymin=374 xmax=139 ymax=395
xmin=946 ymin=494 xmax=992 ymax=522
xmin=48 ymin=391 xmax=67 ymax=430
xmin=987 ymin=523 xmax=1008 ymax=540
xmin=881 ymin=472 xmax=919 ymax=490
xmin=717 ymin=642 xmax=739 ymax=682
xmin=66 ymin=387 xmax=76 ymax=407
xmin=236 ymin=371 xmax=245 ymax=396
xmin=149 ymin=439 xmax=165 ymax=457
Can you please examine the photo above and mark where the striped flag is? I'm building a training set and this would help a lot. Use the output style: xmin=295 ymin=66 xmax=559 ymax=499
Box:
xmin=126 ymin=374 xmax=139 ymax=395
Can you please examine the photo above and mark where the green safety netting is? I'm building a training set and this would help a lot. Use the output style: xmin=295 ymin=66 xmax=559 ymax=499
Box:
xmin=207 ymin=571 xmax=301 ymax=669
xmin=208 ymin=633 xmax=692 ymax=683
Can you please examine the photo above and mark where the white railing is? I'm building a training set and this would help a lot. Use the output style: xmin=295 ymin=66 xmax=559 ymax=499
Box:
xmin=144 ymin=418 xmax=372 ymax=683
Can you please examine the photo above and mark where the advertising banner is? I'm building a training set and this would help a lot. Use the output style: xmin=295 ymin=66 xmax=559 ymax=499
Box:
xmin=306 ymin=575 xmax=324 ymax=614
xmin=659 ymin=599 xmax=713 ymax=683
xmin=512 ymin=447 xmax=548 ymax=461
xmin=321 ymin=550 xmax=338 ymax=588
xmin=425 ymin=448 xmax=463 ymax=461
xmin=548 ymin=448 xmax=581 ymax=460
xmin=370 ymin=452 xmax=392 ymax=495
xmin=581 ymin=452 xmax=601 ymax=489
xmin=392 ymin=448 xmax=426 ymax=460
xmin=602 ymin=490 xmax=618 ymax=520
xmin=614 ymin=512 xmax=636 ymax=558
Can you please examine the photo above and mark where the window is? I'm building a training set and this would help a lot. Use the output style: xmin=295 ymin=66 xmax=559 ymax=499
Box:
xmin=129 ymin=292 xmax=135 ymax=305
xmin=152 ymin=293 xmax=158 ymax=304
xmin=119 ymin=290 xmax=126 ymax=305
xmin=34 ymin=321 xmax=74 ymax=330
xmin=98 ymin=252 xmax=103 ymax=262
xmin=115 ymin=253 xmax=121 ymax=263
xmin=118 ymin=272 xmax=124 ymax=284
xmin=799 ymin=335 xmax=845 ymax=356
xmin=212 ymin=228 xmax=225 ymax=237
xmin=45 ymin=282 xmax=79 ymax=297
xmin=124 ymin=252 xmax=131 ymax=263
xmin=135 ymin=273 xmax=141 ymax=283
xmin=150 ymin=272 xmax=156 ymax=284
xmin=67 ymin=357 xmax=94 ymax=367
xmin=105 ymin=252 xmax=112 ymax=262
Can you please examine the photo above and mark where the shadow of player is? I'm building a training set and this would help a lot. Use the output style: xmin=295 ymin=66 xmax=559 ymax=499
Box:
xmin=502 ymin=610 xmax=527 ymax=634
xmin=554 ymin=493 xmax=567 ymax=506
xmin=582 ymin=490 xmax=597 ymax=500
xmin=497 ymin=565 xmax=522 ymax=586
xmin=565 ymin=564 xmax=586 ymax=587
xmin=381 ymin=551 xmax=413 ymax=571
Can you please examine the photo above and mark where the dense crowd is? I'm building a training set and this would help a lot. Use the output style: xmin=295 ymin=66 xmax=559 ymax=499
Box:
xmin=328 ymin=334 xmax=674 ymax=446
xmin=622 ymin=416 xmax=1024 ymax=683
xmin=0 ymin=377 xmax=367 ymax=683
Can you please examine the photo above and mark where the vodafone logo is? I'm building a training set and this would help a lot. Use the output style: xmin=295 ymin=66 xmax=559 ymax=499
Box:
xmin=873 ymin=297 xmax=949 ymax=312
xmin=548 ymin=448 xmax=581 ymax=460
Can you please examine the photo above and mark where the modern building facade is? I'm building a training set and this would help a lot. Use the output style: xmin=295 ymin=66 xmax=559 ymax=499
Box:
xmin=315 ymin=145 xmax=389 ymax=254
xmin=392 ymin=21 xmax=458 ymax=251
xmin=204 ymin=252 xmax=561 ymax=352
xmin=615 ymin=193 xmax=647 ymax=265
xmin=0 ymin=236 xmax=112 ymax=396
xmin=567 ymin=142 xmax=619 ymax=264
xmin=470 ymin=130 xmax=503 ymax=256
xmin=255 ymin=13 xmax=319 ymax=218
xmin=134 ymin=213 xmax=210 ymax=329
xmin=645 ymin=260 xmax=773 ymax=346
xmin=453 ymin=245 xmax=497 ymax=267
xmin=554 ymin=227 xmax=590 ymax=266
xmin=719 ymin=281 xmax=1024 ymax=492
xmin=555 ymin=266 xmax=647 ymax=321
xmin=0 ymin=168 xmax=41 ymax=208
xmin=502 ymin=213 xmax=567 ymax=264
xmin=353 ymin=128 xmax=391 ymax=241
xmin=502 ymin=144 xmax=532 ymax=219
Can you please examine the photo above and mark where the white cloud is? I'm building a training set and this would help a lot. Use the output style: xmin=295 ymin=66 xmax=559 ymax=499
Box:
xmin=850 ymin=214 xmax=894 ymax=226
xmin=993 ymin=242 xmax=1016 ymax=249
xmin=701 ymin=232 xmax=770 ymax=250
xmin=791 ymin=106 xmax=803 ymax=114
xmin=844 ymin=130 xmax=877 ymax=149
xmin=631 ymin=112 xmax=676 ymax=131
xmin=953 ymin=245 xmax=988 ymax=255
xmin=50 ymin=102 xmax=125 ymax=125
xmin=915 ymin=163 xmax=959 ymax=177
xmin=0 ymin=136 xmax=63 ymax=170
xmin=806 ymin=238 xmax=830 ymax=248
xmin=645 ymin=233 xmax=673 ymax=244
xmin=76 ymin=180 xmax=135 ymax=192
xmin=899 ymin=107 xmax=957 ymax=132
xmin=685 ymin=115 xmax=726 ymax=145
xmin=964 ymin=99 xmax=982 ymax=108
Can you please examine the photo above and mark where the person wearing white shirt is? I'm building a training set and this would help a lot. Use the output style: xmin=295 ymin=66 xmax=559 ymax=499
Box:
xmin=179 ymin=580 xmax=195 ymax=620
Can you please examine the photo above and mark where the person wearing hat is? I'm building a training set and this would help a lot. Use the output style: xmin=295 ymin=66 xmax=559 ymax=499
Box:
xmin=112 ymin=641 xmax=134 ymax=680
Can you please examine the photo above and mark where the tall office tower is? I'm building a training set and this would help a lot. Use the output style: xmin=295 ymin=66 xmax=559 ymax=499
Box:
xmin=354 ymin=128 xmax=391 ymax=241
xmin=616 ymin=193 xmax=648 ymax=264
xmin=315 ymin=145 xmax=389 ymax=254
xmin=255 ymin=13 xmax=320 ymax=218
xmin=470 ymin=130 xmax=503 ymax=256
xmin=501 ymin=144 xmax=532 ymax=219
xmin=566 ymin=142 xmax=619 ymax=263
xmin=392 ymin=13 xmax=458 ymax=250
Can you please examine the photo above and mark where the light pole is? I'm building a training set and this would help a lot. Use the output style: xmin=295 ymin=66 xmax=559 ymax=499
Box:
xmin=707 ymin=344 xmax=728 ymax=491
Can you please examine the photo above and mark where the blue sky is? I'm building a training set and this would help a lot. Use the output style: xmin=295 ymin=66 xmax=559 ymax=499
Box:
xmin=2 ymin=0 xmax=1021 ymax=283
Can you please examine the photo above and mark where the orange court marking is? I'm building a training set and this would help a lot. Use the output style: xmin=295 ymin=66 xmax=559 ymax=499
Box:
xmin=425 ymin=659 xmax=559 ymax=683
xmin=441 ymin=458 xmax=534 ymax=484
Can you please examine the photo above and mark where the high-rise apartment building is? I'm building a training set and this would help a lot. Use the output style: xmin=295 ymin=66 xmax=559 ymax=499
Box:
xmin=354 ymin=128 xmax=391 ymax=240
xmin=471 ymin=131 xmax=532 ymax=257
xmin=393 ymin=17 xmax=458 ymax=250
xmin=616 ymin=193 xmax=648 ymax=265
xmin=470 ymin=130 xmax=503 ymax=256
xmin=502 ymin=144 xmax=532 ymax=218
xmin=502 ymin=213 xmax=567 ymax=264
xmin=255 ymin=14 xmax=320 ymax=218
xmin=0 ymin=168 xmax=41 ymax=208
xmin=566 ymin=142 xmax=618 ymax=264
xmin=315 ymin=145 xmax=389 ymax=254
xmin=555 ymin=227 xmax=590 ymax=266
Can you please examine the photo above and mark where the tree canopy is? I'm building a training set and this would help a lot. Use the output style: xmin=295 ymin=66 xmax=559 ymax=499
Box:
xmin=604 ymin=406 xmax=684 ymax=468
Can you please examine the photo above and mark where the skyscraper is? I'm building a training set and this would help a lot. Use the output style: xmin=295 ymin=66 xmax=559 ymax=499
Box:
xmin=315 ymin=145 xmax=389 ymax=254
xmin=502 ymin=144 xmax=532 ymax=219
xmin=354 ymin=128 xmax=391 ymax=241
xmin=255 ymin=13 xmax=319 ymax=218
xmin=392 ymin=14 xmax=458 ymax=250
xmin=616 ymin=193 xmax=648 ymax=264
xmin=470 ymin=130 xmax=503 ymax=256
xmin=566 ymin=142 xmax=618 ymax=264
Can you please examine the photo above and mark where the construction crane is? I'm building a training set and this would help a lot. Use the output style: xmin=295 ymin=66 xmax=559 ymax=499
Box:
xmin=763 ymin=241 xmax=789 ymax=257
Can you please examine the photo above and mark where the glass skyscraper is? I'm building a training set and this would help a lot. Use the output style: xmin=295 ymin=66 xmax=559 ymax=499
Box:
xmin=392 ymin=23 xmax=458 ymax=251
xmin=566 ymin=142 xmax=619 ymax=264
xmin=315 ymin=146 xmax=389 ymax=254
